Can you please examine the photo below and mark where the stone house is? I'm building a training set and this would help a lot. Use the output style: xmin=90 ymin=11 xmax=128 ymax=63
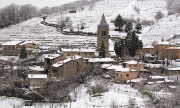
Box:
xmin=2 ymin=41 xmax=23 ymax=56
xmin=123 ymin=60 xmax=144 ymax=72
xmin=2 ymin=41 xmax=36 ymax=56
xmin=44 ymin=54 xmax=64 ymax=74
xmin=28 ymin=74 xmax=47 ymax=88
xmin=164 ymin=47 xmax=180 ymax=59
xmin=153 ymin=41 xmax=176 ymax=58
xmin=142 ymin=45 xmax=154 ymax=54
xmin=115 ymin=68 xmax=139 ymax=83
xmin=51 ymin=55 xmax=87 ymax=78
xmin=18 ymin=41 xmax=36 ymax=55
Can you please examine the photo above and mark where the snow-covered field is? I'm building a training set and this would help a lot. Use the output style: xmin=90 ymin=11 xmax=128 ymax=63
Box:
xmin=0 ymin=0 xmax=179 ymax=47
xmin=0 ymin=78 xmax=151 ymax=108
xmin=0 ymin=96 xmax=24 ymax=108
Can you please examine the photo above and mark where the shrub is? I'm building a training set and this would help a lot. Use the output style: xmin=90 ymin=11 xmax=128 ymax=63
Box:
xmin=86 ymin=83 xmax=107 ymax=96
xmin=140 ymin=89 xmax=155 ymax=101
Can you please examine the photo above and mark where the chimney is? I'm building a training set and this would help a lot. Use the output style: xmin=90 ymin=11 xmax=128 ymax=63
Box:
xmin=71 ymin=56 xmax=73 ymax=60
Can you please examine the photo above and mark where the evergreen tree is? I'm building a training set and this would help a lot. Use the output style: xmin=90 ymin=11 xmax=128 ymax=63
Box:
xmin=135 ymin=23 xmax=142 ymax=33
xmin=19 ymin=45 xmax=27 ymax=59
xmin=114 ymin=39 xmax=125 ymax=57
xmin=125 ymin=31 xmax=143 ymax=57
xmin=125 ymin=22 xmax=133 ymax=33
xmin=99 ymin=43 xmax=105 ymax=58
xmin=114 ymin=14 xmax=124 ymax=30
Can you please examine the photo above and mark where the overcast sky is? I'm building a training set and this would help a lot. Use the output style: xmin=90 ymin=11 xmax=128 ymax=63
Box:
xmin=0 ymin=0 xmax=78 ymax=8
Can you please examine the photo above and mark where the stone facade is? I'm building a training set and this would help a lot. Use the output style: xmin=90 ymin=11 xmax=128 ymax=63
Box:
xmin=51 ymin=56 xmax=87 ymax=79
xmin=97 ymin=14 xmax=109 ymax=57
xmin=115 ymin=69 xmax=139 ymax=83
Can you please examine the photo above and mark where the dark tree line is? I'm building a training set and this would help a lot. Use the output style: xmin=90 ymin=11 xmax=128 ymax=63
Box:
xmin=114 ymin=14 xmax=142 ymax=33
xmin=114 ymin=31 xmax=143 ymax=57
xmin=0 ymin=4 xmax=39 ymax=28
xmin=99 ymin=42 xmax=106 ymax=58
xmin=0 ymin=0 xmax=102 ymax=28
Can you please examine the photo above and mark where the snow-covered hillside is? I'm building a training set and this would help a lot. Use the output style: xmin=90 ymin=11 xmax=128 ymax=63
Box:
xmin=0 ymin=78 xmax=151 ymax=108
xmin=0 ymin=0 xmax=179 ymax=47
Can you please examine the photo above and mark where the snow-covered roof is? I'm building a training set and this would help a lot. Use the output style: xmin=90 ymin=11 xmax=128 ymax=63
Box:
xmin=99 ymin=14 xmax=108 ymax=27
xmin=155 ymin=41 xmax=175 ymax=45
xmin=44 ymin=54 xmax=61 ymax=59
xmin=61 ymin=48 xmax=96 ymax=52
xmin=19 ymin=41 xmax=35 ymax=45
xmin=88 ymin=58 xmax=115 ymax=63
xmin=67 ymin=55 xmax=82 ymax=60
xmin=29 ymin=66 xmax=44 ymax=71
xmin=28 ymin=74 xmax=47 ymax=79
xmin=151 ymin=76 xmax=165 ymax=79
xmin=106 ymin=65 xmax=123 ymax=70
xmin=101 ymin=64 xmax=112 ymax=68
xmin=145 ymin=63 xmax=162 ymax=68
xmin=52 ymin=55 xmax=82 ymax=68
xmin=124 ymin=60 xmax=143 ymax=65
xmin=115 ymin=68 xmax=137 ymax=72
xmin=2 ymin=41 xmax=23 ymax=45
xmin=143 ymin=45 xmax=154 ymax=48
xmin=167 ymin=67 xmax=180 ymax=71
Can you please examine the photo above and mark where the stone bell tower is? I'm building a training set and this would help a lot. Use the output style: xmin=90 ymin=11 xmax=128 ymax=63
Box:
xmin=97 ymin=14 xmax=109 ymax=54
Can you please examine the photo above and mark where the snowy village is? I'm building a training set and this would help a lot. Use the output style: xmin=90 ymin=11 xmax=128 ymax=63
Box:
xmin=0 ymin=0 xmax=180 ymax=108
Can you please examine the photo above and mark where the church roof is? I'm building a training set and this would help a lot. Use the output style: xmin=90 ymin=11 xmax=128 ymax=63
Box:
xmin=99 ymin=14 xmax=108 ymax=27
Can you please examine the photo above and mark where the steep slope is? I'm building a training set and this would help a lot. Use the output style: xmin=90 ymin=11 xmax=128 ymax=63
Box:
xmin=0 ymin=0 xmax=179 ymax=47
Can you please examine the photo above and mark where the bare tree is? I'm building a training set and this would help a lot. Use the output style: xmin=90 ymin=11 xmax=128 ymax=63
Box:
xmin=134 ymin=6 xmax=140 ymax=14
xmin=127 ymin=98 xmax=137 ymax=108
xmin=110 ymin=98 xmax=118 ymax=108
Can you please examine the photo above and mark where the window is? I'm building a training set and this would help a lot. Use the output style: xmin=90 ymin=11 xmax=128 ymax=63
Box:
xmin=90 ymin=52 xmax=92 ymax=55
xmin=78 ymin=53 xmax=80 ymax=55
xmin=134 ymin=65 xmax=137 ymax=67
xmin=121 ymin=74 xmax=122 ymax=76
xmin=85 ymin=52 xmax=87 ymax=55
xmin=126 ymin=74 xmax=129 ymax=77
xmin=116 ymin=73 xmax=118 ymax=76
xmin=102 ymin=31 xmax=106 ymax=36
xmin=67 ymin=54 xmax=70 ymax=56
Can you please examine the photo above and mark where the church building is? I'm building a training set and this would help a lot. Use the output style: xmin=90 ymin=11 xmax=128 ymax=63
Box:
xmin=97 ymin=14 xmax=110 ymax=57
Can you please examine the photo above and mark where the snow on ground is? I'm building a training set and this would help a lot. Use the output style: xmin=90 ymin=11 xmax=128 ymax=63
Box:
xmin=35 ymin=78 xmax=150 ymax=108
xmin=0 ymin=96 xmax=24 ymax=108
xmin=0 ymin=56 xmax=19 ymax=63
xmin=0 ymin=0 xmax=178 ymax=47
